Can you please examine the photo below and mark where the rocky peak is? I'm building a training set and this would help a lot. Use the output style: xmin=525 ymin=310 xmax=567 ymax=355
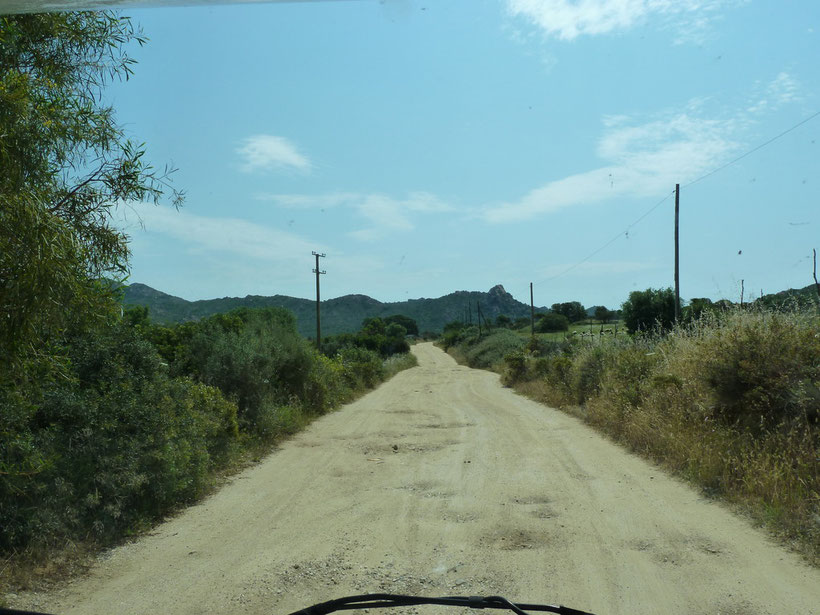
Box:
xmin=488 ymin=284 xmax=510 ymax=297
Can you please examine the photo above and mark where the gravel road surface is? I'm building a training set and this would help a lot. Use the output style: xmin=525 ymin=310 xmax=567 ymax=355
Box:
xmin=13 ymin=342 xmax=819 ymax=615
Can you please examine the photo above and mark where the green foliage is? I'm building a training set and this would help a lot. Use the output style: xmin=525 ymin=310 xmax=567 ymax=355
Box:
xmin=551 ymin=301 xmax=586 ymax=323
xmin=499 ymin=307 xmax=820 ymax=560
xmin=122 ymin=284 xmax=544 ymax=338
xmin=383 ymin=352 xmax=419 ymax=379
xmin=322 ymin=315 xmax=410 ymax=360
xmin=594 ymin=306 xmax=613 ymax=324
xmin=0 ymin=323 xmax=238 ymax=551
xmin=621 ymin=287 xmax=677 ymax=334
xmin=0 ymin=13 xmax=182 ymax=385
xmin=535 ymin=312 xmax=570 ymax=333
xmin=384 ymin=314 xmax=419 ymax=336
xmin=455 ymin=329 xmax=527 ymax=370
xmin=172 ymin=308 xmax=314 ymax=432
xmin=337 ymin=346 xmax=385 ymax=389
xmin=683 ymin=297 xmax=714 ymax=321
xmin=691 ymin=310 xmax=820 ymax=431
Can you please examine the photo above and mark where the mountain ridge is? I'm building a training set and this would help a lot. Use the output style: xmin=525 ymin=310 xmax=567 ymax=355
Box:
xmin=122 ymin=282 xmax=549 ymax=337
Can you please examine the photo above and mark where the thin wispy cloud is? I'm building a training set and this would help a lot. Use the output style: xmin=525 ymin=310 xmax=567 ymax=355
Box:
xmin=118 ymin=201 xmax=324 ymax=263
xmin=505 ymin=0 xmax=738 ymax=42
xmin=483 ymin=109 xmax=737 ymax=223
xmin=236 ymin=134 xmax=312 ymax=173
xmin=748 ymin=72 xmax=802 ymax=114
xmin=256 ymin=191 xmax=455 ymax=242
xmin=255 ymin=192 xmax=358 ymax=208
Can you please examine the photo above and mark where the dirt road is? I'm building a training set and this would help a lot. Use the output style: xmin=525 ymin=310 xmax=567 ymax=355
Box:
xmin=14 ymin=343 xmax=819 ymax=615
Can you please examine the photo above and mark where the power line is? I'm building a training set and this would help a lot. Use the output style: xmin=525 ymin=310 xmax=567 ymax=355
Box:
xmin=535 ymin=108 xmax=820 ymax=286
xmin=684 ymin=108 xmax=820 ymax=189
xmin=535 ymin=190 xmax=675 ymax=285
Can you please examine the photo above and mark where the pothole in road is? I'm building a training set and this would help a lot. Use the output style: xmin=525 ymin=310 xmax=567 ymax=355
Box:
xmin=481 ymin=528 xmax=555 ymax=551
xmin=396 ymin=480 xmax=455 ymax=500
xmin=414 ymin=422 xmax=476 ymax=430
xmin=442 ymin=511 xmax=479 ymax=524
xmin=530 ymin=507 xmax=558 ymax=520
xmin=511 ymin=495 xmax=552 ymax=506
xmin=363 ymin=440 xmax=460 ymax=456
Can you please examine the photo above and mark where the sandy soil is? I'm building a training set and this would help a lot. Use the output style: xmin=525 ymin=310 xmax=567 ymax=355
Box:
xmin=11 ymin=342 xmax=819 ymax=615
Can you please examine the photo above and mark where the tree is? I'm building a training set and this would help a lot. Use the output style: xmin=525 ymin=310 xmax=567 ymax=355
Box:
xmin=621 ymin=288 xmax=676 ymax=334
xmin=495 ymin=314 xmax=512 ymax=328
xmin=551 ymin=301 xmax=586 ymax=323
xmin=361 ymin=317 xmax=386 ymax=336
xmin=535 ymin=313 xmax=570 ymax=333
xmin=683 ymin=298 xmax=714 ymax=321
xmin=0 ymin=12 xmax=182 ymax=383
xmin=385 ymin=323 xmax=407 ymax=339
xmin=384 ymin=314 xmax=418 ymax=336
xmin=594 ymin=306 xmax=613 ymax=324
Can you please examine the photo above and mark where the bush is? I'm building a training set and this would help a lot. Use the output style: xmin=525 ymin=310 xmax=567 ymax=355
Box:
xmin=461 ymin=329 xmax=527 ymax=369
xmin=0 ymin=323 xmax=240 ymax=551
xmin=338 ymin=346 xmax=385 ymax=389
xmin=503 ymin=306 xmax=820 ymax=561
xmin=679 ymin=309 xmax=820 ymax=431
xmin=536 ymin=313 xmax=570 ymax=333
xmin=171 ymin=308 xmax=315 ymax=432
xmin=621 ymin=287 xmax=677 ymax=334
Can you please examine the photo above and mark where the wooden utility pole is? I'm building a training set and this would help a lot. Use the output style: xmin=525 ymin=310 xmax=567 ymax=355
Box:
xmin=530 ymin=282 xmax=535 ymax=337
xmin=312 ymin=251 xmax=326 ymax=350
xmin=674 ymin=183 xmax=681 ymax=322
xmin=740 ymin=279 xmax=745 ymax=307
xmin=476 ymin=301 xmax=482 ymax=338
xmin=813 ymin=249 xmax=820 ymax=300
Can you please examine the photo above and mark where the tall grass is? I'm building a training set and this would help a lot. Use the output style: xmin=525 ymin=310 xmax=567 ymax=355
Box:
xmin=502 ymin=308 xmax=819 ymax=563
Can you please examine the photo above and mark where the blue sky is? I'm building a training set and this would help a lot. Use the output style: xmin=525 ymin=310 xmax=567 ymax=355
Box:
xmin=109 ymin=0 xmax=820 ymax=309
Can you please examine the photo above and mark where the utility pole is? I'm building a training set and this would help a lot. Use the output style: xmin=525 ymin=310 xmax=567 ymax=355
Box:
xmin=312 ymin=251 xmax=326 ymax=351
xmin=530 ymin=282 xmax=535 ymax=337
xmin=476 ymin=301 xmax=482 ymax=338
xmin=674 ymin=183 xmax=681 ymax=322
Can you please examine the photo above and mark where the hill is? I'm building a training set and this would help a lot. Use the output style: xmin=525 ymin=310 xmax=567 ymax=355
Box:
xmin=753 ymin=283 xmax=819 ymax=310
xmin=122 ymin=283 xmax=547 ymax=338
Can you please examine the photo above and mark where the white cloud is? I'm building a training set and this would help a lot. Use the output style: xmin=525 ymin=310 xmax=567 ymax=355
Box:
xmin=505 ymin=0 xmax=737 ymax=42
xmin=483 ymin=110 xmax=736 ymax=223
xmin=117 ymin=201 xmax=324 ymax=263
xmin=236 ymin=134 xmax=311 ymax=173
xmin=255 ymin=190 xmax=455 ymax=241
xmin=748 ymin=72 xmax=801 ymax=114
xmin=254 ymin=192 xmax=358 ymax=208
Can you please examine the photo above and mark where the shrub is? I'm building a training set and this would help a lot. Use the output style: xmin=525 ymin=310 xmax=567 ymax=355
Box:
xmin=621 ymin=287 xmax=677 ymax=334
xmin=681 ymin=309 xmax=820 ymax=431
xmin=338 ymin=346 xmax=385 ymax=389
xmin=0 ymin=323 xmax=240 ymax=551
xmin=536 ymin=313 xmax=570 ymax=333
xmin=462 ymin=329 xmax=526 ymax=369
xmin=570 ymin=344 xmax=608 ymax=404
xmin=172 ymin=308 xmax=314 ymax=432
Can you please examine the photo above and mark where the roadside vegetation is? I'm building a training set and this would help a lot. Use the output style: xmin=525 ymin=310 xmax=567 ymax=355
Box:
xmin=0 ymin=12 xmax=416 ymax=596
xmin=440 ymin=296 xmax=820 ymax=564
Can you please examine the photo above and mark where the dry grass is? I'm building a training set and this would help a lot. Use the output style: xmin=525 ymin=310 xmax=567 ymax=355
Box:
xmin=506 ymin=307 xmax=820 ymax=565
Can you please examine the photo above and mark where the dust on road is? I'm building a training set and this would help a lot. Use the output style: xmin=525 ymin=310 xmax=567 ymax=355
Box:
xmin=13 ymin=343 xmax=819 ymax=615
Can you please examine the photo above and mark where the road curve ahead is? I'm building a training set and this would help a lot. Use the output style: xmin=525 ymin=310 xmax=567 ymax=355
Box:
xmin=14 ymin=342 xmax=819 ymax=615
